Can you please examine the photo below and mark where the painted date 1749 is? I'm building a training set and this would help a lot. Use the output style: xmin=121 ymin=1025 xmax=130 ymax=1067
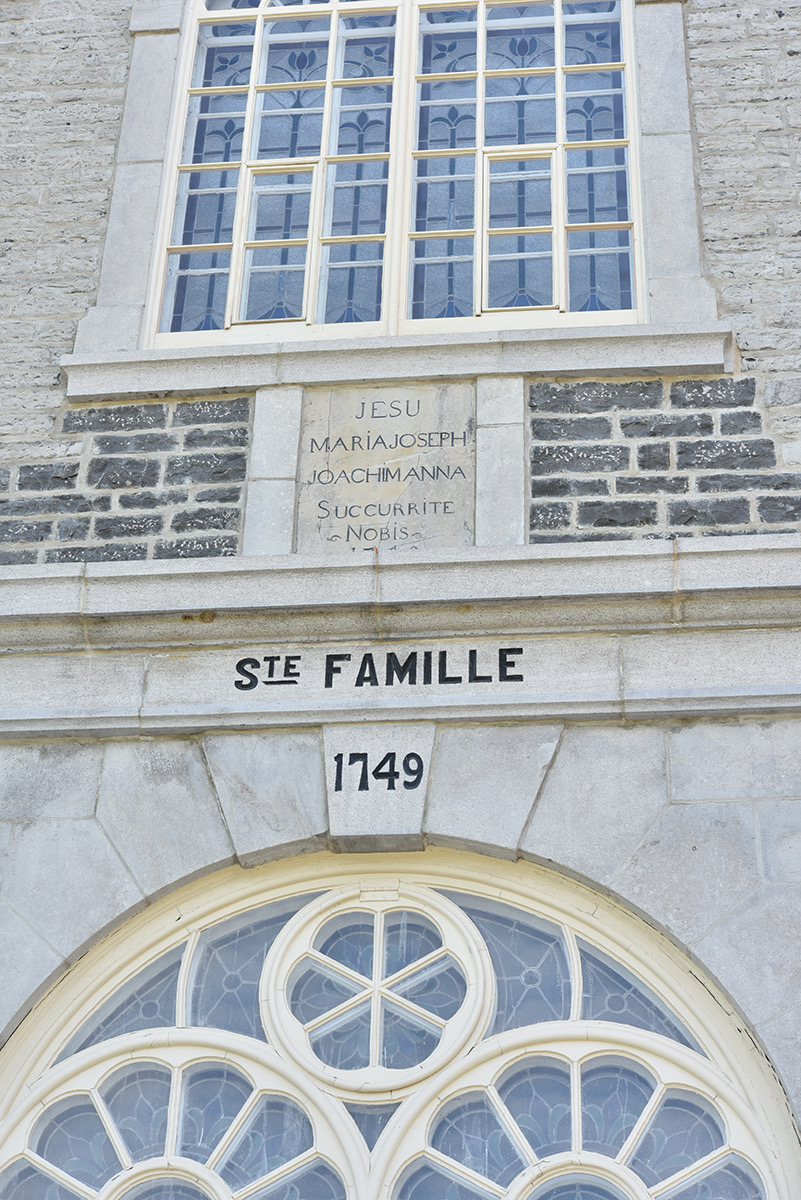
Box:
xmin=334 ymin=751 xmax=424 ymax=792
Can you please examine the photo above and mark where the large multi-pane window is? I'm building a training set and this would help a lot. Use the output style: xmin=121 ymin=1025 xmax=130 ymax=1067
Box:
xmin=159 ymin=0 xmax=639 ymax=336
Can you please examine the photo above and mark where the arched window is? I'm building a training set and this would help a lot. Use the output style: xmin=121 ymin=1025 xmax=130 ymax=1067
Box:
xmin=157 ymin=0 xmax=641 ymax=338
xmin=0 ymin=855 xmax=792 ymax=1200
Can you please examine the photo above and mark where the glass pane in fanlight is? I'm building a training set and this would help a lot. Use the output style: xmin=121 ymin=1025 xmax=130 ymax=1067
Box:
xmin=32 ymin=1099 xmax=121 ymax=1189
xmin=398 ymin=1162 xmax=498 ymax=1200
xmin=384 ymin=911 xmax=442 ymax=976
xmin=628 ymin=1092 xmax=725 ymax=1188
xmin=122 ymin=1183 xmax=211 ymax=1200
xmin=217 ymin=1096 xmax=313 ymax=1188
xmin=659 ymin=1155 xmax=766 ymax=1200
xmin=315 ymin=913 xmax=375 ymax=977
xmin=430 ymin=1093 xmax=525 ymax=1187
xmin=580 ymin=1058 xmax=655 ymax=1156
xmin=497 ymin=1058 xmax=572 ymax=1156
xmin=390 ymin=955 xmax=467 ymax=1019
xmin=100 ymin=1064 xmax=172 ymax=1161
xmin=247 ymin=1161 xmax=348 ymax=1200
xmin=310 ymin=1000 xmax=372 ymax=1069
xmin=289 ymin=960 xmax=364 ymax=1023
xmin=0 ymin=1162 xmax=85 ymax=1200
xmin=380 ymin=999 xmax=441 ymax=1068
xmin=178 ymin=1063 xmax=253 ymax=1162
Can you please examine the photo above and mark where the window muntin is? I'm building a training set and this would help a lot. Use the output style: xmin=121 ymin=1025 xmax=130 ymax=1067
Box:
xmin=157 ymin=0 xmax=639 ymax=339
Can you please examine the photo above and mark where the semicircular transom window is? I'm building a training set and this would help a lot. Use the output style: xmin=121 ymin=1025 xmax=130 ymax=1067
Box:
xmin=0 ymin=865 xmax=786 ymax=1200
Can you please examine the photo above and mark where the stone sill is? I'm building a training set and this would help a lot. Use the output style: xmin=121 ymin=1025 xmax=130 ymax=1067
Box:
xmin=62 ymin=325 xmax=735 ymax=403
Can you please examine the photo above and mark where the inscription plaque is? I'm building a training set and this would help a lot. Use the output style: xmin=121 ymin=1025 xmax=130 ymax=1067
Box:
xmin=296 ymin=382 xmax=475 ymax=554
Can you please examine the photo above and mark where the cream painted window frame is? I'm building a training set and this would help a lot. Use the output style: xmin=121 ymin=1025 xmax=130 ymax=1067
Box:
xmin=63 ymin=0 xmax=729 ymax=404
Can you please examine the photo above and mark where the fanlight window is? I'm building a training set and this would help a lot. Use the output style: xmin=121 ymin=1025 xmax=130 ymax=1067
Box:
xmin=0 ymin=876 xmax=778 ymax=1200
xmin=157 ymin=0 xmax=639 ymax=337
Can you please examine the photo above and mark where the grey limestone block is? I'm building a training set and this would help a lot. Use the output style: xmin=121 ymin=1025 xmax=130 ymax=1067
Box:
xmin=424 ymin=723 xmax=563 ymax=857
xmin=0 ymin=743 xmax=104 ymax=819
xmin=202 ymin=731 xmax=328 ymax=866
xmin=754 ymin=1002 xmax=801 ymax=1124
xmin=96 ymin=741 xmax=235 ymax=898
xmin=759 ymin=801 xmax=801 ymax=883
xmin=0 ymin=901 xmax=65 ymax=1045
xmin=670 ymin=722 xmax=801 ymax=801
xmin=611 ymin=801 xmax=761 ymax=946
xmin=519 ymin=726 xmax=669 ymax=885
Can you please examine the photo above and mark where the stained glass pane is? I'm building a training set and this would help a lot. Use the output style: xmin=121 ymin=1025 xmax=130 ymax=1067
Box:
xmin=310 ymin=1000 xmax=372 ymax=1068
xmin=441 ymin=893 xmax=571 ymax=1032
xmin=333 ymin=84 xmax=393 ymax=155
xmin=216 ymin=1097 xmax=313 ymax=1187
xmin=568 ymin=228 xmax=632 ymax=310
xmin=57 ymin=949 xmax=182 ymax=1061
xmin=189 ymin=897 xmax=314 ymax=1038
xmin=340 ymin=14 xmax=396 ymax=78
xmin=178 ymin=1063 xmax=253 ymax=1162
xmin=430 ymin=1094 xmax=524 ymax=1187
xmin=629 ymin=1093 xmax=726 ymax=1188
xmin=580 ymin=1059 xmax=655 ymax=1156
xmin=262 ymin=20 xmax=330 ymax=84
xmin=566 ymin=147 xmax=628 ymax=223
xmin=531 ymin=1179 xmax=628 ymax=1200
xmin=193 ymin=23 xmax=255 ymax=88
xmin=417 ymin=81 xmax=477 ymax=150
xmin=247 ymin=1161 xmax=347 ymax=1200
xmin=390 ymin=955 xmax=467 ymax=1019
xmin=485 ymin=75 xmax=556 ymax=145
xmin=414 ymin=157 xmax=475 ymax=232
xmin=182 ymin=93 xmax=247 ymax=164
xmin=122 ymin=1183 xmax=210 ymax=1200
xmin=578 ymin=942 xmax=701 ymax=1050
xmin=488 ymin=234 xmax=552 ymax=307
xmin=489 ymin=158 xmax=550 ymax=227
xmin=327 ymin=160 xmax=388 ymax=237
xmin=497 ymin=1059 xmax=571 ymax=1156
xmin=242 ymin=245 xmax=307 ymax=320
xmin=345 ymin=1103 xmax=399 ymax=1150
xmin=249 ymin=172 xmax=313 ymax=240
xmin=565 ymin=71 xmax=625 ymax=141
xmin=410 ymin=236 xmax=474 ymax=319
xmin=253 ymin=88 xmax=325 ymax=159
xmin=0 ymin=1161 xmax=84 ymax=1200
xmin=33 ymin=1099 xmax=120 ymax=1188
xmin=661 ymin=1155 xmax=766 ymax=1200
xmin=419 ymin=9 xmax=477 ymax=74
xmin=563 ymin=14 xmax=622 ymax=67
xmin=172 ymin=169 xmax=238 ymax=245
xmin=315 ymin=914 xmax=374 ymax=977
xmin=320 ymin=242 xmax=384 ymax=323
xmin=162 ymin=250 xmax=230 ymax=332
xmin=384 ymin=912 xmax=442 ymax=976
xmin=380 ymin=999 xmax=441 ymax=1068
xmin=289 ymin=961 xmax=365 ymax=1023
xmin=398 ymin=1163 xmax=497 ymax=1200
xmin=100 ymin=1064 xmax=172 ymax=1161
xmin=485 ymin=6 xmax=555 ymax=70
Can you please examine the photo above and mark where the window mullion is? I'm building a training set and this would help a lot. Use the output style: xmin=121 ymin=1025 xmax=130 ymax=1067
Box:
xmin=224 ymin=16 xmax=261 ymax=328
xmin=474 ymin=0 xmax=486 ymax=315
xmin=553 ymin=0 xmax=567 ymax=312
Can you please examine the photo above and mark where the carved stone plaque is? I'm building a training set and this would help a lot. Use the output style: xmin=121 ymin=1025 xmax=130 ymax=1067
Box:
xmin=296 ymin=382 xmax=475 ymax=554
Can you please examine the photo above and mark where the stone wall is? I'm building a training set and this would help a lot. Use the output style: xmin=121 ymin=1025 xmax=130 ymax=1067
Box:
xmin=529 ymin=376 xmax=801 ymax=542
xmin=0 ymin=396 xmax=251 ymax=564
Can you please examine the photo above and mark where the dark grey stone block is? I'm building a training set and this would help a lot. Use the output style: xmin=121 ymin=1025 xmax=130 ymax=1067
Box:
xmin=0 ymin=549 xmax=37 ymax=564
xmin=154 ymin=535 xmax=238 ymax=559
xmin=757 ymin=496 xmax=801 ymax=523
xmin=171 ymin=507 xmax=242 ymax=533
xmin=18 ymin=462 xmax=79 ymax=491
xmin=577 ymin=501 xmax=658 ymax=527
xmin=530 ymin=477 xmax=610 ymax=497
xmin=637 ymin=443 xmax=670 ymax=470
xmin=616 ymin=475 xmax=689 ymax=494
xmin=87 ymin=457 xmax=162 ymax=489
xmin=56 ymin=517 xmax=91 ymax=541
xmin=0 ymin=493 xmax=110 ymax=517
xmin=164 ymin=453 xmax=248 ymax=485
xmin=196 ymin=487 xmax=242 ymax=503
xmin=529 ymin=416 xmax=612 ymax=440
xmin=0 ymin=521 xmax=53 ymax=542
xmin=118 ymin=489 xmax=189 ymax=510
xmin=183 ymin=426 xmax=249 ymax=449
xmin=94 ymin=514 xmax=164 ymax=539
xmin=676 ymin=439 xmax=777 ymax=470
xmin=720 ymin=410 xmax=763 ymax=435
xmin=698 ymin=472 xmax=801 ymax=492
xmin=530 ymin=381 xmax=663 ymax=413
xmin=529 ymin=503 xmax=571 ymax=530
xmin=531 ymin=444 xmax=629 ymax=475
xmin=172 ymin=398 xmax=251 ymax=426
xmin=669 ymin=499 xmax=751 ymax=527
xmin=45 ymin=543 xmax=149 ymax=563
xmin=62 ymin=404 xmax=168 ymax=432
xmin=94 ymin=432 xmax=179 ymax=453
xmin=670 ymin=378 xmax=756 ymax=409
xmin=621 ymin=414 xmax=714 ymax=438
xmin=529 ymin=531 xmax=634 ymax=543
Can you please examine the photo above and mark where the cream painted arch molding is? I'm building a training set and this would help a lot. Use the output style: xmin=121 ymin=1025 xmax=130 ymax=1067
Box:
xmin=0 ymin=851 xmax=797 ymax=1200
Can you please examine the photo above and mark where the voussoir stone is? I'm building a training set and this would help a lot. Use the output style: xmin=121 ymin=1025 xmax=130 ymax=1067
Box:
xmin=0 ymin=742 xmax=103 ymax=819
xmin=424 ymin=723 xmax=562 ymax=857
xmin=0 ymin=900 xmax=66 ymax=1045
xmin=670 ymin=720 xmax=801 ymax=801
xmin=202 ymin=730 xmax=328 ymax=865
xmin=96 ymin=740 xmax=235 ymax=897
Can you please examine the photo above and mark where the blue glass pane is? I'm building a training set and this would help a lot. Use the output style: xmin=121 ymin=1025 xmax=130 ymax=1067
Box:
xmin=33 ymin=1100 xmax=120 ymax=1189
xmin=398 ymin=1163 xmax=497 ymax=1200
xmin=414 ymin=157 xmax=474 ymax=232
xmin=0 ymin=1163 xmax=84 ymax=1200
xmin=430 ymin=1094 xmax=524 ymax=1187
xmin=391 ymin=955 xmax=467 ymax=1019
xmin=315 ymin=915 xmax=374 ymax=977
xmin=247 ymin=1161 xmax=347 ymax=1200
xmin=420 ymin=10 xmax=477 ymax=74
xmin=193 ymin=23 xmax=255 ymax=87
xmin=381 ymin=1000 xmax=441 ymax=1068
xmin=183 ymin=93 xmax=246 ymax=164
xmin=440 ymin=893 xmax=571 ymax=1032
xmin=217 ymin=1097 xmax=313 ymax=1188
xmin=345 ymin=1103 xmax=399 ymax=1150
xmin=488 ymin=234 xmax=552 ymax=308
xmin=568 ymin=229 xmax=632 ymax=311
xmin=249 ymin=172 xmax=312 ymax=240
xmin=578 ymin=942 xmax=700 ymax=1049
xmin=289 ymin=961 xmax=364 ymax=1023
xmin=173 ymin=170 xmax=238 ymax=245
xmin=532 ymin=1180 xmax=628 ymax=1200
xmin=497 ymin=1060 xmax=571 ymax=1156
xmin=384 ymin=912 xmax=442 ymax=976
xmin=565 ymin=71 xmax=625 ymax=141
xmin=207 ymin=0 xmax=260 ymax=7
xmin=321 ymin=242 xmax=384 ymax=324
xmin=189 ymin=898 xmax=315 ymax=1038
xmin=410 ymin=237 xmax=473 ymax=319
xmin=580 ymin=1060 xmax=655 ymax=1156
xmin=417 ymin=81 xmax=476 ymax=150
xmin=162 ymin=250 xmax=230 ymax=332
xmin=662 ymin=1156 xmax=766 ymax=1200
xmin=564 ymin=19 xmax=621 ymax=66
xmin=486 ymin=8 xmax=555 ymax=70
xmin=57 ymin=949 xmax=182 ymax=1061
xmin=254 ymin=88 xmax=325 ymax=159
xmin=629 ymin=1093 xmax=725 ymax=1188
xmin=488 ymin=158 xmax=550 ymax=227
xmin=566 ymin=147 xmax=628 ymax=223
xmin=485 ymin=76 xmax=556 ymax=145
xmin=310 ymin=1000 xmax=372 ymax=1068
xmin=341 ymin=15 xmax=396 ymax=78
xmin=262 ymin=22 xmax=330 ymax=84
xmin=328 ymin=160 xmax=388 ymax=237
xmin=334 ymin=85 xmax=392 ymax=154
xmin=242 ymin=245 xmax=307 ymax=320
xmin=122 ymin=1183 xmax=209 ymax=1200
xmin=178 ymin=1063 xmax=253 ymax=1162
xmin=100 ymin=1064 xmax=171 ymax=1161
